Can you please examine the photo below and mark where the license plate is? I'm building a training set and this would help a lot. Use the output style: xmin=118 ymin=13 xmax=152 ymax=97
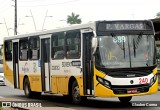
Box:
xmin=127 ymin=89 xmax=137 ymax=94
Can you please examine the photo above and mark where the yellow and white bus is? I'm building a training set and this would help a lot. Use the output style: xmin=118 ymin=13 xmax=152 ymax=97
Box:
xmin=3 ymin=20 xmax=158 ymax=104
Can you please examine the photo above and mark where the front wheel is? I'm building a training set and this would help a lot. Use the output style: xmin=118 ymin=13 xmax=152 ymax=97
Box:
xmin=72 ymin=80 xmax=87 ymax=104
xmin=118 ymin=96 xmax=132 ymax=102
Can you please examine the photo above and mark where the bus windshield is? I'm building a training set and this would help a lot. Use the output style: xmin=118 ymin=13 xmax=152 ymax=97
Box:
xmin=96 ymin=34 xmax=155 ymax=68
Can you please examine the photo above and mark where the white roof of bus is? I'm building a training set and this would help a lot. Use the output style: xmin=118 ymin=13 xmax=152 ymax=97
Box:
xmin=4 ymin=20 xmax=152 ymax=41
xmin=4 ymin=21 xmax=96 ymax=41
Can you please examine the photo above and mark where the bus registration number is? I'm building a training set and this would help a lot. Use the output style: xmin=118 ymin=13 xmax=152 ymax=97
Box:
xmin=139 ymin=78 xmax=148 ymax=84
xmin=127 ymin=89 xmax=137 ymax=94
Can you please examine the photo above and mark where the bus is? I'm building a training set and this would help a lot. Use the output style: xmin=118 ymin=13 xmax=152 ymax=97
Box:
xmin=3 ymin=20 xmax=158 ymax=104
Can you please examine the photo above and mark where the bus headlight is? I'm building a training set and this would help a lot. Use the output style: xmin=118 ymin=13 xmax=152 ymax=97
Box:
xmin=96 ymin=76 xmax=111 ymax=89
xmin=150 ymin=74 xmax=157 ymax=86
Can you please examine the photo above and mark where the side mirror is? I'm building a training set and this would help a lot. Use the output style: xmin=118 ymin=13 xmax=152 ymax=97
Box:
xmin=92 ymin=37 xmax=98 ymax=55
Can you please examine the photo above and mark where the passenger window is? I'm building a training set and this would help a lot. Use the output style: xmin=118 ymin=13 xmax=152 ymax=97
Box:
xmin=29 ymin=37 xmax=40 ymax=60
xmin=5 ymin=41 xmax=12 ymax=61
xmin=66 ymin=30 xmax=81 ymax=59
xmin=51 ymin=32 xmax=65 ymax=59
xmin=19 ymin=38 xmax=28 ymax=60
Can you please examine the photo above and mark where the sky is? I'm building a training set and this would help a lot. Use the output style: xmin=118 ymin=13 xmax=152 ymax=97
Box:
xmin=0 ymin=0 xmax=160 ymax=44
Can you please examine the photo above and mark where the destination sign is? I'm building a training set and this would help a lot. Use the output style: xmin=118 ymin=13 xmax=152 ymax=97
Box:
xmin=106 ymin=23 xmax=144 ymax=30
xmin=97 ymin=21 xmax=153 ymax=32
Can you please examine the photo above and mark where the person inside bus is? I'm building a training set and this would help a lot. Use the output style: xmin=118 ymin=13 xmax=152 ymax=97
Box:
xmin=54 ymin=50 xmax=64 ymax=59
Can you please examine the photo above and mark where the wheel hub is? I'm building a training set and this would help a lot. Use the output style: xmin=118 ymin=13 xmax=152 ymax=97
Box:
xmin=73 ymin=86 xmax=80 ymax=101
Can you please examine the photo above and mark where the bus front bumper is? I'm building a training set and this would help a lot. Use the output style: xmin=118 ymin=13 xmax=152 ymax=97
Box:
xmin=94 ymin=78 xmax=158 ymax=97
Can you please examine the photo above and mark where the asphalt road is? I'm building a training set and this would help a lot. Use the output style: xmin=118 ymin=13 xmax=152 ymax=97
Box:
xmin=0 ymin=86 xmax=160 ymax=110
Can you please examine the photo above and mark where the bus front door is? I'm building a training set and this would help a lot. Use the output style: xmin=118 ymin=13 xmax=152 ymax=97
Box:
xmin=13 ymin=42 xmax=19 ymax=88
xmin=82 ymin=31 xmax=94 ymax=95
xmin=41 ymin=38 xmax=51 ymax=92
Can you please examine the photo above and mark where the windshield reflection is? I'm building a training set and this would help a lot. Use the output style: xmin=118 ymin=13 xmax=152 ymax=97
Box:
xmin=96 ymin=35 xmax=155 ymax=68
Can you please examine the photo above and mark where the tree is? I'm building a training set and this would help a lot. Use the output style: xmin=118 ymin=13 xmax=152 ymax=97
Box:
xmin=156 ymin=12 xmax=160 ymax=18
xmin=67 ymin=12 xmax=82 ymax=24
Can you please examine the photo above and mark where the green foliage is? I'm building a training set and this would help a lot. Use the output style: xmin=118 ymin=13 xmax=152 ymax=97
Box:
xmin=67 ymin=12 xmax=82 ymax=24
xmin=156 ymin=12 xmax=160 ymax=18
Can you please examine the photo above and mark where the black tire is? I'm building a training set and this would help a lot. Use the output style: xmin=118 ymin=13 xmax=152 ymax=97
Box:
xmin=118 ymin=96 xmax=132 ymax=102
xmin=24 ymin=78 xmax=34 ymax=98
xmin=71 ymin=80 xmax=87 ymax=104
xmin=24 ymin=78 xmax=41 ymax=98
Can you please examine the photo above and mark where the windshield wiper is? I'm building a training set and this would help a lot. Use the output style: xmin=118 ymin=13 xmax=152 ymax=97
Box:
xmin=133 ymin=32 xmax=143 ymax=58
xmin=133 ymin=39 xmax=136 ymax=57
xmin=122 ymin=39 xmax=125 ymax=59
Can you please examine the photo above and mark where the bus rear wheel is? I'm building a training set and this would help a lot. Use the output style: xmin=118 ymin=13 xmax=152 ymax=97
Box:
xmin=72 ymin=80 xmax=86 ymax=104
xmin=24 ymin=78 xmax=41 ymax=98
xmin=24 ymin=78 xmax=34 ymax=98
xmin=118 ymin=96 xmax=132 ymax=102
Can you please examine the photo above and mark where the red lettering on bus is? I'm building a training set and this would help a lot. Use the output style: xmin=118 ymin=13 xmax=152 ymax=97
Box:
xmin=139 ymin=78 xmax=148 ymax=84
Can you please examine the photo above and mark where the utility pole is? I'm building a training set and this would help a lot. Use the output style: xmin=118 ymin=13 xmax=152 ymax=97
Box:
xmin=14 ymin=0 xmax=17 ymax=35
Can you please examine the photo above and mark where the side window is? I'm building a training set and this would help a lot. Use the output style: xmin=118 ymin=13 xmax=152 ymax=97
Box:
xmin=5 ymin=41 xmax=12 ymax=61
xmin=51 ymin=32 xmax=65 ymax=59
xmin=29 ymin=37 xmax=40 ymax=60
xmin=19 ymin=38 xmax=28 ymax=60
xmin=66 ymin=30 xmax=81 ymax=59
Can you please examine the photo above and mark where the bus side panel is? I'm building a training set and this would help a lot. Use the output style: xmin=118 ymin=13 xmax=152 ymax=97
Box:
xmin=28 ymin=74 xmax=42 ymax=92
xmin=56 ymin=76 xmax=68 ymax=94
xmin=29 ymin=61 xmax=42 ymax=92
xmin=51 ymin=59 xmax=84 ymax=95
xmin=51 ymin=76 xmax=58 ymax=93
xmin=4 ymin=61 xmax=14 ymax=87
xmin=19 ymin=61 xmax=42 ymax=92
xmin=18 ymin=74 xmax=42 ymax=92
xmin=75 ymin=75 xmax=84 ymax=96
xmin=19 ymin=74 xmax=25 ymax=90
xmin=51 ymin=75 xmax=83 ymax=95
xmin=51 ymin=60 xmax=68 ymax=94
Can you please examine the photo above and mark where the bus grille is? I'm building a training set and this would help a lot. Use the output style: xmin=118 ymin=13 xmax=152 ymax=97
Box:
xmin=112 ymin=84 xmax=150 ymax=94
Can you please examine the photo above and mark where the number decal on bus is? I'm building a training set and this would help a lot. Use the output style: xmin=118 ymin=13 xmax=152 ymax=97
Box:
xmin=139 ymin=78 xmax=148 ymax=84
xmin=113 ymin=36 xmax=126 ymax=43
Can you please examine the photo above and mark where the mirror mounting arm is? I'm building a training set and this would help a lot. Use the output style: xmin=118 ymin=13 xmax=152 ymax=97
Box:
xmin=92 ymin=31 xmax=98 ymax=55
